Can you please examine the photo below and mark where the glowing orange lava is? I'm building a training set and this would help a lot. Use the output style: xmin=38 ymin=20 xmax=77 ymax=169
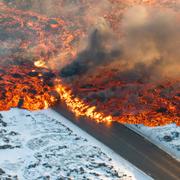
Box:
xmin=0 ymin=1 xmax=179 ymax=126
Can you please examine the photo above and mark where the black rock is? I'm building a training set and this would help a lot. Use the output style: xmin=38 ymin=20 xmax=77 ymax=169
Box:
xmin=3 ymin=137 xmax=9 ymax=143
xmin=28 ymin=89 xmax=37 ymax=95
xmin=18 ymin=98 xmax=24 ymax=108
xmin=44 ymin=81 xmax=54 ymax=87
xmin=80 ymin=84 xmax=94 ymax=89
xmin=28 ymin=71 xmax=39 ymax=77
xmin=42 ymin=72 xmax=56 ymax=80
xmin=9 ymin=131 xmax=18 ymax=136
xmin=0 ymin=168 xmax=5 ymax=175
xmin=113 ymin=111 xmax=121 ymax=117
xmin=0 ymin=114 xmax=3 ymax=118
xmin=12 ymin=73 xmax=22 ymax=78
xmin=60 ymin=61 xmax=87 ymax=78
xmin=49 ymin=91 xmax=60 ymax=100
xmin=48 ymin=19 xmax=58 ymax=25
xmin=97 ymin=92 xmax=107 ymax=102
xmin=0 ymin=145 xmax=14 ymax=149
xmin=156 ymin=107 xmax=168 ymax=113
xmin=163 ymin=135 xmax=172 ymax=142
xmin=172 ymin=132 xmax=179 ymax=138
xmin=0 ymin=119 xmax=7 ymax=127
xmin=28 ymin=163 xmax=38 ymax=169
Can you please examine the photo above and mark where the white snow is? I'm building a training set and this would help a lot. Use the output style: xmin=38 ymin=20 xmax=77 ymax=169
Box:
xmin=0 ymin=108 xmax=151 ymax=180
xmin=126 ymin=124 xmax=180 ymax=161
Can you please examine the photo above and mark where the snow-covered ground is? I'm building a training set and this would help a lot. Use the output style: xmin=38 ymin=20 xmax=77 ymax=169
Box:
xmin=0 ymin=109 xmax=150 ymax=180
xmin=126 ymin=124 xmax=180 ymax=161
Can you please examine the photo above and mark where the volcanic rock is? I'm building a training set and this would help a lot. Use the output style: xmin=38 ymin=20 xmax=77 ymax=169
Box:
xmin=12 ymin=73 xmax=22 ymax=78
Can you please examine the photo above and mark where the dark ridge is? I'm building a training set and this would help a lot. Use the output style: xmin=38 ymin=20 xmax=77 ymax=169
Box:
xmin=42 ymin=72 xmax=56 ymax=80
xmin=60 ymin=61 xmax=87 ymax=77
xmin=28 ymin=71 xmax=39 ymax=77
xmin=12 ymin=73 xmax=22 ymax=78
xmin=18 ymin=98 xmax=24 ymax=108
xmin=27 ymin=89 xmax=37 ymax=95
xmin=156 ymin=107 xmax=168 ymax=113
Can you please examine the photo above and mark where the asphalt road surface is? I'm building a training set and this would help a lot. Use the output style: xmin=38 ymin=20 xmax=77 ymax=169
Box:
xmin=54 ymin=104 xmax=180 ymax=180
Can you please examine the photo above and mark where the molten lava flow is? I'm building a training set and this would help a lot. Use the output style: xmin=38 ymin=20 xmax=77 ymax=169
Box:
xmin=71 ymin=67 xmax=179 ymax=126
xmin=55 ymin=79 xmax=113 ymax=124
xmin=0 ymin=62 xmax=58 ymax=110
xmin=0 ymin=1 xmax=78 ymax=110
xmin=34 ymin=60 xmax=47 ymax=68
xmin=0 ymin=1 xmax=179 ymax=126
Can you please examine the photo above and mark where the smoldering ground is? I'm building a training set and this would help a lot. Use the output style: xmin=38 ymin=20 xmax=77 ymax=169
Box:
xmin=60 ymin=5 xmax=180 ymax=83
xmin=1 ymin=0 xmax=111 ymax=67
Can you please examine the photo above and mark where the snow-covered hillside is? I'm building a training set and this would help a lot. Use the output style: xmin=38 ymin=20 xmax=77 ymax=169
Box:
xmin=127 ymin=124 xmax=180 ymax=161
xmin=0 ymin=109 xmax=149 ymax=180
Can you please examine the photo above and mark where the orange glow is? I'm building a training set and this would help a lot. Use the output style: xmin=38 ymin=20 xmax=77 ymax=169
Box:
xmin=0 ymin=1 xmax=179 ymax=127
xmin=34 ymin=60 xmax=47 ymax=68
xmin=55 ymin=79 xmax=113 ymax=124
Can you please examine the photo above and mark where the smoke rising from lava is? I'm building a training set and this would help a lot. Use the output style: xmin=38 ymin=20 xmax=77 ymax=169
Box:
xmin=1 ymin=1 xmax=179 ymax=126
xmin=121 ymin=6 xmax=180 ymax=82
xmin=60 ymin=5 xmax=180 ymax=82
xmin=60 ymin=27 xmax=121 ymax=77
xmin=2 ymin=0 xmax=111 ymax=68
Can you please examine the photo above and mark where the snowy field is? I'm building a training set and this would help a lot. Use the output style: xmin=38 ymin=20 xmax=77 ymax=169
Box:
xmin=0 ymin=109 xmax=150 ymax=180
xmin=126 ymin=124 xmax=180 ymax=161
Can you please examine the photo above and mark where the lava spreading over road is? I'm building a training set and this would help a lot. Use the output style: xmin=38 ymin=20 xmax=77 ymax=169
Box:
xmin=0 ymin=0 xmax=179 ymax=126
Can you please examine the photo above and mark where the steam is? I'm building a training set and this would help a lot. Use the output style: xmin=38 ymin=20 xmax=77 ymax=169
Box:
xmin=121 ymin=6 xmax=180 ymax=81
xmin=60 ymin=5 xmax=180 ymax=82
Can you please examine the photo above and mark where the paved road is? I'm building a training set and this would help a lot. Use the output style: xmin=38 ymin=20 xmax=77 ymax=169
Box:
xmin=54 ymin=104 xmax=180 ymax=180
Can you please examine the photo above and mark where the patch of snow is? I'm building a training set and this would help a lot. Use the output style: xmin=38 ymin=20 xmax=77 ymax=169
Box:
xmin=0 ymin=108 xmax=151 ymax=180
xmin=126 ymin=124 xmax=180 ymax=161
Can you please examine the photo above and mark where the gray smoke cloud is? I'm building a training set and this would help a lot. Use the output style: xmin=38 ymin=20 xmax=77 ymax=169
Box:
xmin=60 ymin=26 xmax=121 ymax=77
xmin=121 ymin=6 xmax=180 ymax=81
xmin=2 ymin=1 xmax=180 ymax=82
xmin=60 ymin=5 xmax=180 ymax=82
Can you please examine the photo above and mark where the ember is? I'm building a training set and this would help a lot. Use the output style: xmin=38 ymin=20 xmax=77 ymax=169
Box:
xmin=0 ymin=0 xmax=179 ymax=126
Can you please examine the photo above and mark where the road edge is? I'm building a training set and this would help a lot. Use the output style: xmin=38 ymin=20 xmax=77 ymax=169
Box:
xmin=125 ymin=124 xmax=180 ymax=162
